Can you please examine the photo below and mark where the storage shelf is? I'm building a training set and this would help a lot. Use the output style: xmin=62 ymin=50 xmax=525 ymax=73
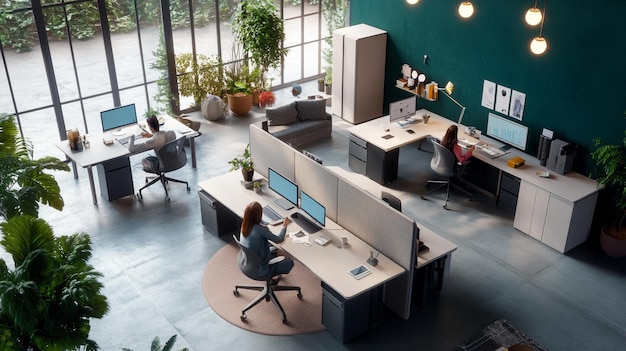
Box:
xmin=395 ymin=84 xmax=437 ymax=101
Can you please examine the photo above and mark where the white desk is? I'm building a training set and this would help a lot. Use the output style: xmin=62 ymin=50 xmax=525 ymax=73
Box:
xmin=56 ymin=116 xmax=199 ymax=205
xmin=347 ymin=109 xmax=600 ymax=253
xmin=198 ymin=171 xmax=405 ymax=300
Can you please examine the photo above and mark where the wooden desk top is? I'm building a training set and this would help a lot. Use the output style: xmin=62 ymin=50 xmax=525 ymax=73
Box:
xmin=198 ymin=172 xmax=405 ymax=299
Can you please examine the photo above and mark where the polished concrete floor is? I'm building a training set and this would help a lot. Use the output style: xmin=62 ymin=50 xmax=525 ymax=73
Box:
xmin=16 ymin=83 xmax=626 ymax=350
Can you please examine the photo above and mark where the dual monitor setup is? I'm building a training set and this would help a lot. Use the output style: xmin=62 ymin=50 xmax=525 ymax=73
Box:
xmin=389 ymin=96 xmax=529 ymax=151
xmin=267 ymin=167 xmax=325 ymax=233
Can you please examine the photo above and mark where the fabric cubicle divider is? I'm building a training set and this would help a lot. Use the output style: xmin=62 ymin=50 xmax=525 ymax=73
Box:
xmin=248 ymin=123 xmax=416 ymax=319
xmin=294 ymin=153 xmax=339 ymax=223
xmin=249 ymin=124 xmax=295 ymax=180
xmin=337 ymin=178 xmax=416 ymax=320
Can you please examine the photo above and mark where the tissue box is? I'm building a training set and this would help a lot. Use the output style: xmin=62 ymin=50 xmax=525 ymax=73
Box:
xmin=507 ymin=157 xmax=525 ymax=168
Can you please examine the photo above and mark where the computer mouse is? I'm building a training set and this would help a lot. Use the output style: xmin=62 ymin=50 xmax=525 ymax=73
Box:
xmin=406 ymin=129 xmax=415 ymax=134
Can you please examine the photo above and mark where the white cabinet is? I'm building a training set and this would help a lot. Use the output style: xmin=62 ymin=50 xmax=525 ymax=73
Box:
xmin=513 ymin=180 xmax=598 ymax=253
xmin=332 ymin=24 xmax=387 ymax=124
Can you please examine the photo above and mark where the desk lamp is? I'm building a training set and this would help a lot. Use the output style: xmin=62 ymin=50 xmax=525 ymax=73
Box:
xmin=437 ymin=81 xmax=466 ymax=126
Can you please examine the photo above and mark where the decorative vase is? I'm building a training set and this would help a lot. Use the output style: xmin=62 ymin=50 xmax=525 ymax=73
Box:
xmin=242 ymin=168 xmax=254 ymax=182
xmin=252 ymin=90 xmax=261 ymax=105
xmin=325 ymin=83 xmax=332 ymax=95
xmin=600 ymin=226 xmax=626 ymax=257
xmin=318 ymin=80 xmax=325 ymax=92
xmin=228 ymin=93 xmax=253 ymax=116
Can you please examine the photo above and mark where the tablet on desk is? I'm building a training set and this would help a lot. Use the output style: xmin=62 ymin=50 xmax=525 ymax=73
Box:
xmin=348 ymin=265 xmax=372 ymax=280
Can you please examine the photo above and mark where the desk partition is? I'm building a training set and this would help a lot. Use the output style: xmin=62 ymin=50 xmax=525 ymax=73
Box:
xmin=249 ymin=123 xmax=416 ymax=319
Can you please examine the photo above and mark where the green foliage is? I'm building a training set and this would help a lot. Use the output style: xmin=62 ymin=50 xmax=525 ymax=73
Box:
xmin=592 ymin=123 xmax=626 ymax=232
xmin=0 ymin=1 xmax=35 ymax=52
xmin=122 ymin=334 xmax=189 ymax=351
xmin=0 ymin=216 xmax=109 ymax=351
xmin=0 ymin=113 xmax=70 ymax=221
xmin=228 ymin=144 xmax=254 ymax=171
xmin=176 ymin=53 xmax=225 ymax=107
xmin=232 ymin=0 xmax=288 ymax=80
xmin=322 ymin=0 xmax=347 ymax=69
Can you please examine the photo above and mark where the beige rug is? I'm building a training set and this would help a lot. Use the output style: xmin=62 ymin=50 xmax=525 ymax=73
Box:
xmin=202 ymin=243 xmax=325 ymax=335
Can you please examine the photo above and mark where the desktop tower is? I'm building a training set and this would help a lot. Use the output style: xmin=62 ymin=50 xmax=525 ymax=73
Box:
xmin=198 ymin=190 xmax=240 ymax=237
xmin=96 ymin=156 xmax=134 ymax=201
xmin=537 ymin=134 xmax=552 ymax=166
xmin=546 ymin=139 xmax=576 ymax=175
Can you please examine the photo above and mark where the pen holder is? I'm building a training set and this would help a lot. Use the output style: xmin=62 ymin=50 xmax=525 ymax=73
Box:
xmin=367 ymin=257 xmax=378 ymax=266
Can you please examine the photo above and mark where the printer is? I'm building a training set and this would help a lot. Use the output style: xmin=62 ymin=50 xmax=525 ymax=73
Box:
xmin=546 ymin=139 xmax=576 ymax=175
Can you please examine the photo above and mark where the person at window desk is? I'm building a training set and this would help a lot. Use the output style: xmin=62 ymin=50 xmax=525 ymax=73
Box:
xmin=128 ymin=115 xmax=176 ymax=169
xmin=240 ymin=201 xmax=294 ymax=279
xmin=440 ymin=124 xmax=475 ymax=162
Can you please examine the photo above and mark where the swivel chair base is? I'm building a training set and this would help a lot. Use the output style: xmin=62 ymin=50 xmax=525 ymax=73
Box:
xmin=233 ymin=280 xmax=302 ymax=323
xmin=421 ymin=179 xmax=473 ymax=210
xmin=137 ymin=174 xmax=190 ymax=202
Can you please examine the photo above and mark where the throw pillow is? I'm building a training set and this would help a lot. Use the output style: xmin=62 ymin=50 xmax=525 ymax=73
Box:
xmin=295 ymin=99 xmax=327 ymax=121
xmin=266 ymin=102 xmax=298 ymax=126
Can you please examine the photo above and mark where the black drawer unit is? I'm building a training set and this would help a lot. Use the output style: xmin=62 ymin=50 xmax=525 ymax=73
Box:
xmin=498 ymin=172 xmax=520 ymax=210
xmin=348 ymin=134 xmax=367 ymax=174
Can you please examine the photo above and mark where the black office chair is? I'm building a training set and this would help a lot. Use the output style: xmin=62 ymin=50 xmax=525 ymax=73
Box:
xmin=421 ymin=137 xmax=473 ymax=209
xmin=137 ymin=136 xmax=190 ymax=201
xmin=232 ymin=235 xmax=302 ymax=323
xmin=381 ymin=191 xmax=402 ymax=212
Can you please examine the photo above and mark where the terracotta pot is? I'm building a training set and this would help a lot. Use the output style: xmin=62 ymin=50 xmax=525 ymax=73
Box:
xmin=252 ymin=90 xmax=261 ymax=105
xmin=600 ymin=226 xmax=626 ymax=257
xmin=228 ymin=93 xmax=253 ymax=116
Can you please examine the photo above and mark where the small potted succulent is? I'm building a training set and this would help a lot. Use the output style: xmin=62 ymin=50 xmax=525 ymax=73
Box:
xmin=253 ymin=181 xmax=262 ymax=193
xmin=228 ymin=144 xmax=254 ymax=181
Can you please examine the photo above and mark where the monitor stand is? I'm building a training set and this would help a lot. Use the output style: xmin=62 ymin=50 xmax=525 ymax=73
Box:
xmin=112 ymin=129 xmax=126 ymax=136
xmin=274 ymin=197 xmax=294 ymax=211
xmin=290 ymin=212 xmax=321 ymax=234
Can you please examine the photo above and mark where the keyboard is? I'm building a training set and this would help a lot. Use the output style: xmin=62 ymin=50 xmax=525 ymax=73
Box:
xmin=117 ymin=135 xmax=131 ymax=145
xmin=263 ymin=205 xmax=282 ymax=223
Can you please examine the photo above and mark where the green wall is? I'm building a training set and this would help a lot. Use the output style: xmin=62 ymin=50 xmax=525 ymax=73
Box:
xmin=350 ymin=0 xmax=626 ymax=174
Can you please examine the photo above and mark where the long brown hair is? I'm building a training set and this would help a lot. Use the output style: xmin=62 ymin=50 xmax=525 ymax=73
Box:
xmin=440 ymin=125 xmax=459 ymax=152
xmin=241 ymin=202 xmax=263 ymax=237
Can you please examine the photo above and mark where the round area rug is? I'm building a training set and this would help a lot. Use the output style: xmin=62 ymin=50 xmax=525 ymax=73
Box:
xmin=202 ymin=243 xmax=325 ymax=335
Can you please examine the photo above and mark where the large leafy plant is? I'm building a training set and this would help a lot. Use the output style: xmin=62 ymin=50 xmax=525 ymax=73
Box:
xmin=592 ymin=124 xmax=626 ymax=240
xmin=0 ymin=216 xmax=109 ymax=350
xmin=0 ymin=113 xmax=69 ymax=221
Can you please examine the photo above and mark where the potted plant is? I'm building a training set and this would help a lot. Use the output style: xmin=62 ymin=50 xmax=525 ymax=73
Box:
xmin=591 ymin=123 xmax=626 ymax=257
xmin=324 ymin=67 xmax=332 ymax=95
xmin=253 ymin=181 xmax=262 ymax=193
xmin=258 ymin=91 xmax=275 ymax=108
xmin=224 ymin=46 xmax=254 ymax=116
xmin=228 ymin=144 xmax=254 ymax=181
xmin=232 ymin=0 xmax=288 ymax=90
xmin=175 ymin=53 xmax=224 ymax=108
xmin=317 ymin=77 xmax=325 ymax=92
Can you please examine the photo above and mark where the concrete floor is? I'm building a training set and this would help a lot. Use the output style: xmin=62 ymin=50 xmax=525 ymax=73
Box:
xmin=20 ymin=83 xmax=626 ymax=350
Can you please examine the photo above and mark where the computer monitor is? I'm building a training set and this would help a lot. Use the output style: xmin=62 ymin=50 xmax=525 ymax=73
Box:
xmin=268 ymin=167 xmax=298 ymax=209
xmin=100 ymin=103 xmax=137 ymax=132
xmin=389 ymin=96 xmax=416 ymax=123
xmin=486 ymin=113 xmax=528 ymax=150
xmin=299 ymin=190 xmax=325 ymax=227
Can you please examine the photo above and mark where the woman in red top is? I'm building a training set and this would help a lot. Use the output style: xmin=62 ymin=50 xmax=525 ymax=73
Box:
xmin=440 ymin=125 xmax=475 ymax=162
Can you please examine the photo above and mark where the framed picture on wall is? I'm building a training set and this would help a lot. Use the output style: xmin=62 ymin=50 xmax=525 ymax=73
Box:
xmin=495 ymin=85 xmax=511 ymax=115
xmin=509 ymin=90 xmax=526 ymax=120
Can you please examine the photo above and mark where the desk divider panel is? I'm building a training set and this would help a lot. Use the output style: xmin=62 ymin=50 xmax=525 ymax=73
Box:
xmin=337 ymin=178 xmax=416 ymax=319
xmin=249 ymin=124 xmax=295 ymax=180
xmin=294 ymin=153 xmax=339 ymax=222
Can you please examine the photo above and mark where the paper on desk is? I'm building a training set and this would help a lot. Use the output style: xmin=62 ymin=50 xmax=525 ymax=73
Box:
xmin=289 ymin=231 xmax=309 ymax=244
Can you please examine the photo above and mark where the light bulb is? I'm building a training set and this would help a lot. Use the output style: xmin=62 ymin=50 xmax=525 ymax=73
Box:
xmin=459 ymin=2 xmax=474 ymax=19
xmin=525 ymin=7 xmax=542 ymax=26
xmin=406 ymin=0 xmax=419 ymax=5
xmin=530 ymin=36 xmax=547 ymax=55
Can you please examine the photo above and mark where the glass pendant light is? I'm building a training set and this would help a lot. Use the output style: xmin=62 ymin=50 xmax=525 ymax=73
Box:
xmin=530 ymin=0 xmax=548 ymax=55
xmin=525 ymin=0 xmax=542 ymax=26
xmin=458 ymin=2 xmax=474 ymax=19
xmin=406 ymin=0 xmax=420 ymax=5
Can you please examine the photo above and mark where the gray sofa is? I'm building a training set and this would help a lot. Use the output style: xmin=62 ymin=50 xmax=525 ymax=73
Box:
xmin=257 ymin=99 xmax=331 ymax=148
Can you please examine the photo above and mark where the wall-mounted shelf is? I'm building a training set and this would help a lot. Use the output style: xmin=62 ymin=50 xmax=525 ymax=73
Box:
xmin=395 ymin=80 xmax=438 ymax=101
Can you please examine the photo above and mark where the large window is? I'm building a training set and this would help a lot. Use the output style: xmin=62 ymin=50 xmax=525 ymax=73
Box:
xmin=0 ymin=0 xmax=343 ymax=157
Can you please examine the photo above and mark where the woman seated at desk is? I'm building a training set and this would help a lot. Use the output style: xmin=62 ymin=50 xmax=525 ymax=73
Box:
xmin=240 ymin=202 xmax=294 ymax=279
xmin=441 ymin=125 xmax=475 ymax=162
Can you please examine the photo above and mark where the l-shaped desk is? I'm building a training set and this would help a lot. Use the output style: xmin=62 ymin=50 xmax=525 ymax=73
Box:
xmin=348 ymin=109 xmax=599 ymax=253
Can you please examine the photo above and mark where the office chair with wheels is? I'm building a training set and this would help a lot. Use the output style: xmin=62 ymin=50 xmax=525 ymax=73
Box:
xmin=137 ymin=136 xmax=190 ymax=201
xmin=381 ymin=191 xmax=402 ymax=212
xmin=421 ymin=137 xmax=473 ymax=209
xmin=232 ymin=235 xmax=302 ymax=323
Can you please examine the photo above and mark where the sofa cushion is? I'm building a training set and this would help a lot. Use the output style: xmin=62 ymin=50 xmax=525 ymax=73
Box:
xmin=266 ymin=102 xmax=298 ymax=126
xmin=295 ymin=99 xmax=327 ymax=121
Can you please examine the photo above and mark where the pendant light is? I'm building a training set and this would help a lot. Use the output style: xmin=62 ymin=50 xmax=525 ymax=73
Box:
xmin=525 ymin=0 xmax=543 ymax=26
xmin=406 ymin=0 xmax=420 ymax=5
xmin=530 ymin=0 xmax=548 ymax=55
xmin=458 ymin=1 xmax=474 ymax=18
